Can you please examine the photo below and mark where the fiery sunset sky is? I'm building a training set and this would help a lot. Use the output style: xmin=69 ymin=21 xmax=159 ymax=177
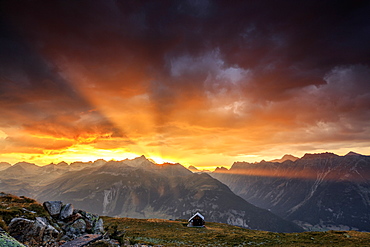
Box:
xmin=0 ymin=1 xmax=370 ymax=169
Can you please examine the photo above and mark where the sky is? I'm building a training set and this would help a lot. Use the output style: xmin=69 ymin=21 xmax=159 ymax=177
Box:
xmin=0 ymin=0 xmax=370 ymax=169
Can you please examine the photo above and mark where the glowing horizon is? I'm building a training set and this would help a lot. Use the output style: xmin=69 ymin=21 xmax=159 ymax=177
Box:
xmin=1 ymin=146 xmax=368 ymax=171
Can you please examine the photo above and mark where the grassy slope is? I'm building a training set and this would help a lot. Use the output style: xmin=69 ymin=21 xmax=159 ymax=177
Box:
xmin=103 ymin=216 xmax=370 ymax=246
xmin=1 ymin=193 xmax=370 ymax=246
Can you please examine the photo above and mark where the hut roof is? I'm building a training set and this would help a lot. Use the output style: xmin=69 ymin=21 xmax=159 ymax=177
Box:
xmin=188 ymin=212 xmax=204 ymax=222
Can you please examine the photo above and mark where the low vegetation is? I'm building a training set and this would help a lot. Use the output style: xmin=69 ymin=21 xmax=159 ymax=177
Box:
xmin=0 ymin=192 xmax=48 ymax=231
xmin=103 ymin=216 xmax=370 ymax=246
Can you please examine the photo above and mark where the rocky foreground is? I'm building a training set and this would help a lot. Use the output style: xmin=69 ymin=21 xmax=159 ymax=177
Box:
xmin=0 ymin=193 xmax=118 ymax=246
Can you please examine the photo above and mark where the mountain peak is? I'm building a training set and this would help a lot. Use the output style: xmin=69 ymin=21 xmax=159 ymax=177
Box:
xmin=13 ymin=162 xmax=39 ymax=168
xmin=0 ymin=162 xmax=11 ymax=171
xmin=301 ymin=152 xmax=339 ymax=160
xmin=188 ymin=165 xmax=200 ymax=172
xmin=134 ymin=155 xmax=149 ymax=161
xmin=0 ymin=162 xmax=11 ymax=166
xmin=345 ymin=151 xmax=362 ymax=156
xmin=214 ymin=167 xmax=229 ymax=173
xmin=270 ymin=154 xmax=299 ymax=163
xmin=125 ymin=155 xmax=151 ymax=164
xmin=57 ymin=161 xmax=69 ymax=166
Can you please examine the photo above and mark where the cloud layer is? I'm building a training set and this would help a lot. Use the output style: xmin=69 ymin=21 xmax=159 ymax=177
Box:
xmin=0 ymin=0 xmax=369 ymax=167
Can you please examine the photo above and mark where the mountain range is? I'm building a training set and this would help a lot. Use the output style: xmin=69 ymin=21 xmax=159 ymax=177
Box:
xmin=1 ymin=152 xmax=369 ymax=232
xmin=211 ymin=152 xmax=370 ymax=231
xmin=0 ymin=156 xmax=301 ymax=233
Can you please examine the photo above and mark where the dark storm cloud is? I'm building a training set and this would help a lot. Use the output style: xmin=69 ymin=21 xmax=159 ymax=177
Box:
xmin=0 ymin=17 xmax=81 ymax=126
xmin=3 ymin=0 xmax=369 ymax=93
xmin=209 ymin=1 xmax=370 ymax=101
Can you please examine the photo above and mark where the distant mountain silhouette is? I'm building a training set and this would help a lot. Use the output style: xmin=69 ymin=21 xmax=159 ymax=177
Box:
xmin=188 ymin=165 xmax=200 ymax=172
xmin=270 ymin=154 xmax=299 ymax=163
xmin=0 ymin=162 xmax=11 ymax=171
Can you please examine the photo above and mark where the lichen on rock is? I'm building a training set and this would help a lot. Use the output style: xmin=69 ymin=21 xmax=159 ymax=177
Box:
xmin=0 ymin=227 xmax=26 ymax=247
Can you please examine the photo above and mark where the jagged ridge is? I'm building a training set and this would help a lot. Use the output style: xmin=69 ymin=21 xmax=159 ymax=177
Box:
xmin=211 ymin=152 xmax=370 ymax=231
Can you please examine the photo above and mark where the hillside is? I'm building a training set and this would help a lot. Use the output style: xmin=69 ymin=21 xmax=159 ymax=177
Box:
xmin=211 ymin=152 xmax=370 ymax=231
xmin=1 ymin=193 xmax=370 ymax=246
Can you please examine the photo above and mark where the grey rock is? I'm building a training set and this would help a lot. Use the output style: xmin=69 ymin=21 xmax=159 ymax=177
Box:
xmin=60 ymin=234 xmax=71 ymax=241
xmin=60 ymin=234 xmax=102 ymax=247
xmin=35 ymin=217 xmax=48 ymax=225
xmin=93 ymin=218 xmax=104 ymax=234
xmin=8 ymin=217 xmax=60 ymax=244
xmin=9 ymin=218 xmax=38 ymax=243
xmin=67 ymin=219 xmax=86 ymax=236
xmin=78 ymin=210 xmax=103 ymax=234
xmin=42 ymin=223 xmax=61 ymax=243
xmin=89 ymin=239 xmax=120 ymax=246
xmin=60 ymin=203 xmax=74 ymax=220
xmin=43 ymin=201 xmax=63 ymax=217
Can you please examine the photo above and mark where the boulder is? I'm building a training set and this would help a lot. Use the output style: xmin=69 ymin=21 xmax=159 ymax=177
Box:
xmin=65 ymin=219 xmax=86 ymax=238
xmin=60 ymin=234 xmax=102 ymax=247
xmin=89 ymin=238 xmax=120 ymax=246
xmin=9 ymin=218 xmax=39 ymax=243
xmin=77 ymin=210 xmax=104 ymax=234
xmin=64 ymin=212 xmax=82 ymax=223
xmin=39 ymin=219 xmax=61 ymax=243
xmin=43 ymin=201 xmax=63 ymax=217
xmin=60 ymin=203 xmax=74 ymax=221
xmin=93 ymin=218 xmax=104 ymax=234
xmin=8 ymin=217 xmax=60 ymax=245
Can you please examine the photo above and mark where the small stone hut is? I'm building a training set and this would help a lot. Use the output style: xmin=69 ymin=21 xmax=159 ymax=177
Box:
xmin=187 ymin=212 xmax=205 ymax=227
